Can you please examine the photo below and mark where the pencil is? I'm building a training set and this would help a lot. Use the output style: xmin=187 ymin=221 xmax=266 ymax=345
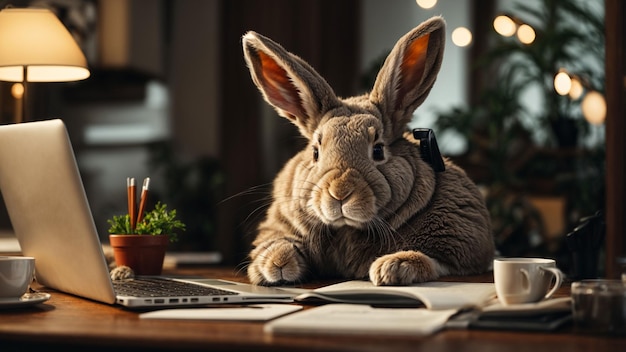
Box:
xmin=136 ymin=177 xmax=150 ymax=225
xmin=128 ymin=177 xmax=136 ymax=232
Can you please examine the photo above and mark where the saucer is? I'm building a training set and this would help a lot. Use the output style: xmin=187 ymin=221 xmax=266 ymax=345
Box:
xmin=0 ymin=292 xmax=51 ymax=309
xmin=482 ymin=297 xmax=572 ymax=316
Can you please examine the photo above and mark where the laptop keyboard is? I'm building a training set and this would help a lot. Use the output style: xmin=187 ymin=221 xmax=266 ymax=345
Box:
xmin=113 ymin=277 xmax=240 ymax=297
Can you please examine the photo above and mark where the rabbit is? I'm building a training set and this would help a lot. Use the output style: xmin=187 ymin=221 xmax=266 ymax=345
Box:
xmin=242 ymin=16 xmax=495 ymax=286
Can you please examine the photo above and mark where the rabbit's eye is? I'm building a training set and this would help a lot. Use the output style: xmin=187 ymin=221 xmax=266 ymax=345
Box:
xmin=372 ymin=143 xmax=385 ymax=161
xmin=313 ymin=146 xmax=319 ymax=161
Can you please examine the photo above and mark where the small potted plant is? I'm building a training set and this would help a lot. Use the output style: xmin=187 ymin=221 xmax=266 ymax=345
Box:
xmin=108 ymin=201 xmax=186 ymax=275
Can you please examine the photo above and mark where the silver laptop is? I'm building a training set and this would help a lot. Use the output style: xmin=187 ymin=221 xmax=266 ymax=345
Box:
xmin=0 ymin=119 xmax=296 ymax=309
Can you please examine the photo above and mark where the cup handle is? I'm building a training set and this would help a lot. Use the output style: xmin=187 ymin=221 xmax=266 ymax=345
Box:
xmin=540 ymin=266 xmax=564 ymax=299
xmin=519 ymin=268 xmax=531 ymax=294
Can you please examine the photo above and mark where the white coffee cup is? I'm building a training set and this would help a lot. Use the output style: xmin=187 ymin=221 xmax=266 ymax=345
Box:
xmin=0 ymin=256 xmax=35 ymax=298
xmin=493 ymin=257 xmax=563 ymax=305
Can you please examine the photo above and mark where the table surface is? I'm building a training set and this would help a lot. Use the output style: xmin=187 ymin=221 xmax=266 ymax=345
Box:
xmin=1 ymin=266 xmax=625 ymax=352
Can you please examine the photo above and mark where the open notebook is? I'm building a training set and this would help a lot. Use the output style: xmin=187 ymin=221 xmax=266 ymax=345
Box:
xmin=0 ymin=119 xmax=296 ymax=309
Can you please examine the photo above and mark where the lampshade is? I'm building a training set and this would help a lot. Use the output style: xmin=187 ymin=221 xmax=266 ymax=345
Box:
xmin=0 ymin=7 xmax=90 ymax=82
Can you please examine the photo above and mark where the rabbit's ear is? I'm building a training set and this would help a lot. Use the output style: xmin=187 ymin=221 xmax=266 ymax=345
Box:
xmin=243 ymin=32 xmax=341 ymax=139
xmin=369 ymin=16 xmax=445 ymax=138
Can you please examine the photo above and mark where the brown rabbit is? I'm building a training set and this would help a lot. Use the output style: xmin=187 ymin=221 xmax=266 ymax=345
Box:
xmin=242 ymin=16 xmax=494 ymax=286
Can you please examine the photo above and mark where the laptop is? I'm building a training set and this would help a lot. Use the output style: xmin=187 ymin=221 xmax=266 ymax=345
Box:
xmin=0 ymin=119 xmax=296 ymax=309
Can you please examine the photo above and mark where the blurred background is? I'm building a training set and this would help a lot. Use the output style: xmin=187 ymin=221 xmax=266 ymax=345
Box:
xmin=0 ymin=0 xmax=620 ymax=277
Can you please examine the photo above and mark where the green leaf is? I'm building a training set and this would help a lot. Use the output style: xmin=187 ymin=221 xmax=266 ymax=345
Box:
xmin=107 ymin=201 xmax=186 ymax=243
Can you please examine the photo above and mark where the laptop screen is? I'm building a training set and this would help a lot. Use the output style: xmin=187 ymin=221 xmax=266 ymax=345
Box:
xmin=0 ymin=119 xmax=116 ymax=304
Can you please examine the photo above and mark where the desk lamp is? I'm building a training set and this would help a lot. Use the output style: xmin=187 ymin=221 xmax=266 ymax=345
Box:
xmin=0 ymin=7 xmax=90 ymax=123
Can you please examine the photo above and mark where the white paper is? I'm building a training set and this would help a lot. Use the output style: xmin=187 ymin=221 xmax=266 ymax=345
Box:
xmin=265 ymin=304 xmax=459 ymax=336
xmin=139 ymin=304 xmax=303 ymax=321
xmin=303 ymin=280 xmax=496 ymax=310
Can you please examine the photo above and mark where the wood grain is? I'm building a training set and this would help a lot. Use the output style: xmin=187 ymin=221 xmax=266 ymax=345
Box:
xmin=0 ymin=267 xmax=624 ymax=352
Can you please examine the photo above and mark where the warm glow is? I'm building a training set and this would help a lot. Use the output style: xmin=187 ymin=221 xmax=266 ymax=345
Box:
xmin=11 ymin=83 xmax=23 ymax=99
xmin=569 ymin=77 xmax=584 ymax=100
xmin=27 ymin=66 xmax=90 ymax=82
xmin=516 ymin=24 xmax=536 ymax=44
xmin=494 ymin=15 xmax=516 ymax=37
xmin=0 ymin=8 xmax=90 ymax=82
xmin=581 ymin=91 xmax=606 ymax=125
xmin=554 ymin=71 xmax=572 ymax=96
xmin=416 ymin=0 xmax=437 ymax=9
xmin=451 ymin=27 xmax=472 ymax=47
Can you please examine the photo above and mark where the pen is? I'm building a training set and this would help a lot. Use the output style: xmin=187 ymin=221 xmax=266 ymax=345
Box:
xmin=136 ymin=177 xmax=150 ymax=225
xmin=128 ymin=177 xmax=136 ymax=233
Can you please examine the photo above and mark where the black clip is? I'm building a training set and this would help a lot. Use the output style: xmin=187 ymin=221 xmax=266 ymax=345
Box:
xmin=412 ymin=128 xmax=445 ymax=172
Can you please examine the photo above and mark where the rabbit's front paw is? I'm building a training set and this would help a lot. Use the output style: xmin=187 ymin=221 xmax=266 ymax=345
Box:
xmin=369 ymin=250 xmax=440 ymax=286
xmin=248 ymin=241 xmax=305 ymax=285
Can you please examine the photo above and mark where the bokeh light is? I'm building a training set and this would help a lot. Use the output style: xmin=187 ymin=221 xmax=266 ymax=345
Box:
xmin=516 ymin=24 xmax=536 ymax=44
xmin=416 ymin=0 xmax=437 ymax=9
xmin=568 ymin=77 xmax=584 ymax=100
xmin=452 ymin=27 xmax=472 ymax=47
xmin=581 ymin=91 xmax=606 ymax=125
xmin=554 ymin=71 xmax=572 ymax=96
xmin=493 ymin=15 xmax=516 ymax=37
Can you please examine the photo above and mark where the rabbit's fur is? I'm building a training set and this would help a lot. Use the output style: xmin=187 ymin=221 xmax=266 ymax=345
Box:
xmin=242 ymin=16 xmax=494 ymax=286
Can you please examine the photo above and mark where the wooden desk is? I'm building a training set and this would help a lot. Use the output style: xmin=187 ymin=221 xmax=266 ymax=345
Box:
xmin=1 ymin=266 xmax=624 ymax=352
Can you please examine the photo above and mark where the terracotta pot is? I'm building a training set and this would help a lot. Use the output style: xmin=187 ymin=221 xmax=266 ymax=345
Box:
xmin=109 ymin=235 xmax=169 ymax=275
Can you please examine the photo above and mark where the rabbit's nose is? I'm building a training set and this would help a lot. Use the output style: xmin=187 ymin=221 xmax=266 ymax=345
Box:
xmin=328 ymin=169 xmax=358 ymax=201
xmin=328 ymin=183 xmax=353 ymax=201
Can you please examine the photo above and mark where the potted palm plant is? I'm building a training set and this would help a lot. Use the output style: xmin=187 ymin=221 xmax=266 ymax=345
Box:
xmin=431 ymin=0 xmax=604 ymax=261
xmin=108 ymin=201 xmax=186 ymax=275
